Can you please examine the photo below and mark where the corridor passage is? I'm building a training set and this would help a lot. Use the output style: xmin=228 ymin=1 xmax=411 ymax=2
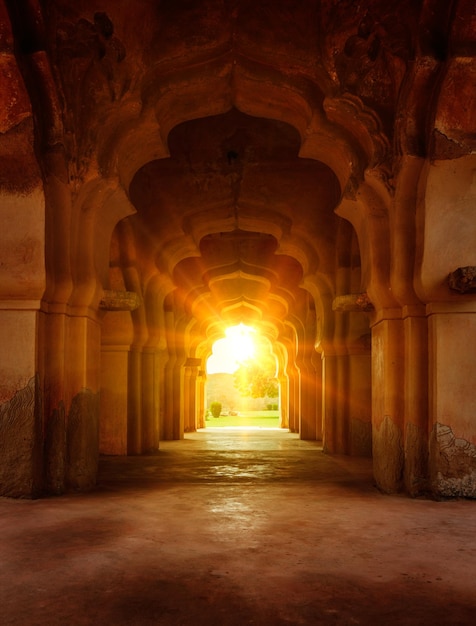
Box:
xmin=1 ymin=429 xmax=476 ymax=625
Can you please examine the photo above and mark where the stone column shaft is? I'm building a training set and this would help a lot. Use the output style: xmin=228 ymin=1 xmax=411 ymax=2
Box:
xmin=141 ymin=350 xmax=159 ymax=453
xmin=100 ymin=347 xmax=129 ymax=455
xmin=372 ymin=317 xmax=405 ymax=493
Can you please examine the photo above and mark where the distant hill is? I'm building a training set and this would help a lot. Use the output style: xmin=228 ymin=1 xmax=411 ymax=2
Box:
xmin=206 ymin=372 xmax=274 ymax=413
xmin=206 ymin=373 xmax=239 ymax=412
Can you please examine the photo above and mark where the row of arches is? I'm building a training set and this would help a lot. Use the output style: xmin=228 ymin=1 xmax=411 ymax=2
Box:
xmin=0 ymin=0 xmax=474 ymax=499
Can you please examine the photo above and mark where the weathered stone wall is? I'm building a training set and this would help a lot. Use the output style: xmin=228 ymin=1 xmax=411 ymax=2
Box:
xmin=427 ymin=313 xmax=476 ymax=497
xmin=430 ymin=423 xmax=476 ymax=498
xmin=0 ymin=377 xmax=43 ymax=498
xmin=66 ymin=389 xmax=100 ymax=490
xmin=40 ymin=312 xmax=102 ymax=495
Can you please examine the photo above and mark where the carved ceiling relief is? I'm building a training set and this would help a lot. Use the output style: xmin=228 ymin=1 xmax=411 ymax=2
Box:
xmin=320 ymin=0 xmax=417 ymax=146
xmin=54 ymin=11 xmax=128 ymax=182
xmin=44 ymin=0 xmax=419 ymax=195
xmin=0 ymin=2 xmax=41 ymax=193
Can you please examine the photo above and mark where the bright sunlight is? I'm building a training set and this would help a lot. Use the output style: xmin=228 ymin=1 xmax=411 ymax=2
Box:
xmin=207 ymin=324 xmax=256 ymax=374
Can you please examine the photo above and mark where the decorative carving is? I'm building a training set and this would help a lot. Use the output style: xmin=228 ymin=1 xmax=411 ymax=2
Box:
xmin=335 ymin=13 xmax=407 ymax=108
xmin=320 ymin=0 xmax=416 ymax=129
xmin=448 ymin=266 xmax=476 ymax=294
xmin=323 ymin=93 xmax=392 ymax=187
xmin=99 ymin=290 xmax=141 ymax=311
xmin=332 ymin=293 xmax=374 ymax=312
xmin=0 ymin=55 xmax=31 ymax=134
xmin=56 ymin=12 xmax=126 ymax=104
xmin=430 ymin=423 xmax=476 ymax=498
xmin=55 ymin=12 xmax=127 ymax=181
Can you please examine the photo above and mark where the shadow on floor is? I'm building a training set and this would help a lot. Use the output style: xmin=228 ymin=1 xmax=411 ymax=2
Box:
xmin=1 ymin=429 xmax=476 ymax=625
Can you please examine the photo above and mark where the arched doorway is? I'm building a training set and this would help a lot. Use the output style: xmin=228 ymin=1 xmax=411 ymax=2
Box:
xmin=204 ymin=324 xmax=282 ymax=429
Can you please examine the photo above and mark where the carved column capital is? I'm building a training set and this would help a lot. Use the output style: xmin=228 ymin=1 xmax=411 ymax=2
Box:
xmin=99 ymin=290 xmax=141 ymax=311
xmin=332 ymin=293 xmax=374 ymax=312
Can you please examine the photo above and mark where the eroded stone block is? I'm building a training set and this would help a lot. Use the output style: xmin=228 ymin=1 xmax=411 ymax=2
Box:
xmin=99 ymin=290 xmax=141 ymax=311
xmin=448 ymin=266 xmax=476 ymax=294
xmin=0 ymin=377 xmax=42 ymax=498
xmin=430 ymin=423 xmax=476 ymax=498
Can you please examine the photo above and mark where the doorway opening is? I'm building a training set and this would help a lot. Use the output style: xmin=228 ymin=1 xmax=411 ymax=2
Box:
xmin=205 ymin=324 xmax=282 ymax=429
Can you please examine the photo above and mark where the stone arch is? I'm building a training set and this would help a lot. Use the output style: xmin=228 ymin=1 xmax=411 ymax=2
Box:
xmin=96 ymin=54 xmax=390 ymax=198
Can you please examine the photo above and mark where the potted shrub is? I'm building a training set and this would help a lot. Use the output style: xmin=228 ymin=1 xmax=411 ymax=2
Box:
xmin=210 ymin=401 xmax=222 ymax=418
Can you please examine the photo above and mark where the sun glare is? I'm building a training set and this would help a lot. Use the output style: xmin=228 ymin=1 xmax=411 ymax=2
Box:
xmin=207 ymin=324 xmax=256 ymax=374
xmin=225 ymin=324 xmax=255 ymax=363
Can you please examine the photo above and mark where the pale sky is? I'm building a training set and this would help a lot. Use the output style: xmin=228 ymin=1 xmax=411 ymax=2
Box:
xmin=206 ymin=324 xmax=256 ymax=374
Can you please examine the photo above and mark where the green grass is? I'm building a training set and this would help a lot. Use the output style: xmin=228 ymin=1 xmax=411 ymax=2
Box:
xmin=204 ymin=410 xmax=281 ymax=428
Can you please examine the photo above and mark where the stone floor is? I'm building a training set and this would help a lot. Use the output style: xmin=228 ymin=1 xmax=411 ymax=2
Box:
xmin=1 ymin=428 xmax=476 ymax=625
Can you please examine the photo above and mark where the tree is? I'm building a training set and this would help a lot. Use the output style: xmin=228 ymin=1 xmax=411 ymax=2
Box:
xmin=233 ymin=358 xmax=279 ymax=399
xmin=210 ymin=401 xmax=222 ymax=418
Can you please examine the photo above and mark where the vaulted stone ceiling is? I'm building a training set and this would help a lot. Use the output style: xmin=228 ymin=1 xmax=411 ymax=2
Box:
xmin=127 ymin=109 xmax=341 ymax=332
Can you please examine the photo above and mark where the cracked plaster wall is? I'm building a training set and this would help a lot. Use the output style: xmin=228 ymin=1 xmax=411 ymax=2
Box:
xmin=430 ymin=423 xmax=476 ymax=498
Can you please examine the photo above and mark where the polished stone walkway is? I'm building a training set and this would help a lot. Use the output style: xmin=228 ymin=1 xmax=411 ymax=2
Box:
xmin=1 ymin=429 xmax=476 ymax=625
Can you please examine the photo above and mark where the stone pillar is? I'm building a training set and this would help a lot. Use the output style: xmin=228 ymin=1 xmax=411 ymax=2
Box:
xmin=41 ymin=311 xmax=67 ymax=494
xmin=162 ymin=352 xmax=176 ymax=441
xmin=162 ymin=327 xmax=186 ymax=440
xmin=99 ymin=293 xmax=139 ymax=456
xmin=320 ymin=337 xmax=371 ymax=456
xmin=183 ymin=364 xmax=192 ymax=432
xmin=328 ymin=293 xmax=373 ymax=455
xmin=371 ymin=316 xmax=405 ymax=493
xmin=99 ymin=346 xmax=129 ymax=455
xmin=321 ymin=352 xmax=332 ymax=452
xmin=196 ymin=370 xmax=206 ymax=429
xmin=278 ymin=372 xmax=289 ymax=429
xmin=414 ymin=158 xmax=476 ymax=497
xmin=42 ymin=310 xmax=102 ymax=495
xmin=298 ymin=353 xmax=318 ymax=440
xmin=347 ymin=349 xmax=372 ymax=457
xmin=64 ymin=315 xmax=101 ymax=491
xmin=162 ymin=309 xmax=176 ymax=440
xmin=311 ymin=350 xmax=323 ymax=441
xmin=335 ymin=351 xmax=350 ymax=454
xmin=127 ymin=348 xmax=142 ymax=453
xmin=403 ymin=311 xmax=428 ymax=495
xmin=287 ymin=362 xmax=300 ymax=433
xmin=0 ymin=310 xmax=43 ymax=497
xmin=156 ymin=348 xmax=168 ymax=440
xmin=184 ymin=358 xmax=201 ymax=432
xmin=141 ymin=348 xmax=159 ymax=452
xmin=174 ymin=355 xmax=186 ymax=440
xmin=428 ymin=309 xmax=476 ymax=497
xmin=321 ymin=351 xmax=343 ymax=453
